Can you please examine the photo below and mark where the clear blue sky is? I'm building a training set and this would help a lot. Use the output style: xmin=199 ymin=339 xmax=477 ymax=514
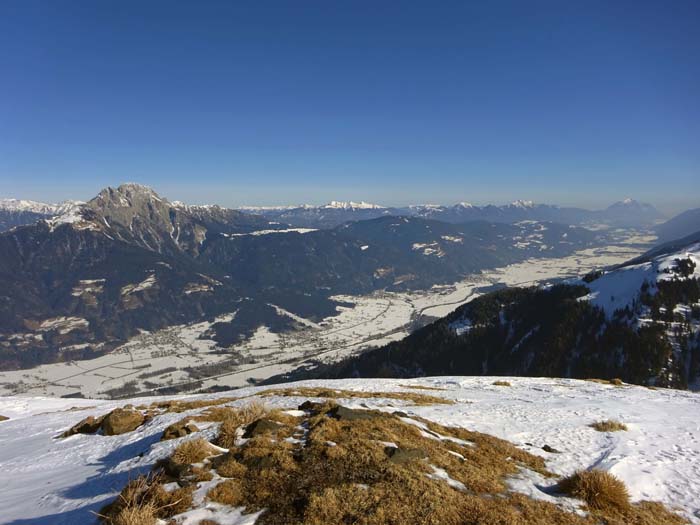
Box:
xmin=1 ymin=1 xmax=698 ymax=213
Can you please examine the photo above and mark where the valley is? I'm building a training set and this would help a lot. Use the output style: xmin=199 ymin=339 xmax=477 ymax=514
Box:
xmin=0 ymin=233 xmax=652 ymax=398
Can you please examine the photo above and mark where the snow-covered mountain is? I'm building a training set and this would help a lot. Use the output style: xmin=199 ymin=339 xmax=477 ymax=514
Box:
xmin=0 ymin=198 xmax=83 ymax=232
xmin=0 ymin=198 xmax=60 ymax=215
xmin=0 ymin=377 xmax=696 ymax=524
xmin=322 ymin=200 xmax=385 ymax=210
xmin=240 ymin=199 xmax=663 ymax=229
xmin=235 ymin=201 xmax=395 ymax=228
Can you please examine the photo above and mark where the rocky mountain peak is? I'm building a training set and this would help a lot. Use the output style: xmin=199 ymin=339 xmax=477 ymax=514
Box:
xmin=91 ymin=183 xmax=167 ymax=210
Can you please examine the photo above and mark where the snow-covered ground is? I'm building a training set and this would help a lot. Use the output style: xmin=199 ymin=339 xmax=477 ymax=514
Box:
xmin=0 ymin=377 xmax=697 ymax=524
xmin=0 ymin=240 xmax=651 ymax=398
xmin=581 ymin=241 xmax=700 ymax=316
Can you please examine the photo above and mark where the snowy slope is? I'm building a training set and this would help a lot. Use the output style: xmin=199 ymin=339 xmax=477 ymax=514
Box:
xmin=580 ymin=241 xmax=700 ymax=316
xmin=0 ymin=377 xmax=698 ymax=524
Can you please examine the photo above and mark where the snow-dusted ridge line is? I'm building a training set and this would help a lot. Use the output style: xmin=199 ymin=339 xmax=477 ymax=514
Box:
xmin=0 ymin=376 xmax=698 ymax=524
xmin=0 ymin=198 xmax=85 ymax=215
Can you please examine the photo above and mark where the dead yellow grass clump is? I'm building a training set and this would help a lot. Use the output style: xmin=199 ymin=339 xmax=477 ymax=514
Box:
xmin=493 ymin=380 xmax=512 ymax=386
xmin=171 ymin=438 xmax=219 ymax=464
xmin=210 ymin=402 xmax=299 ymax=449
xmin=190 ymin=466 xmax=214 ymax=482
xmin=590 ymin=419 xmax=628 ymax=432
xmin=110 ymin=505 xmax=156 ymax=525
xmin=98 ymin=474 xmax=193 ymax=525
xmin=557 ymin=470 xmax=686 ymax=524
xmin=213 ymin=454 xmax=248 ymax=478
xmin=259 ymin=386 xmax=453 ymax=405
xmin=207 ymin=479 xmax=244 ymax=506
xmin=558 ymin=470 xmax=630 ymax=511
xmin=196 ymin=400 xmax=269 ymax=424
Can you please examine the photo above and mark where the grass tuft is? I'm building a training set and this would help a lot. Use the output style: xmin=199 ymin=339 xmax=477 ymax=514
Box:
xmin=590 ymin=420 xmax=628 ymax=432
xmin=98 ymin=474 xmax=193 ymax=524
xmin=171 ymin=438 xmax=219 ymax=464
xmin=492 ymin=380 xmax=512 ymax=387
xmin=111 ymin=504 xmax=157 ymax=525
xmin=211 ymin=402 xmax=270 ymax=449
xmin=214 ymin=454 xmax=248 ymax=478
xmin=207 ymin=479 xmax=244 ymax=506
xmin=557 ymin=469 xmax=630 ymax=511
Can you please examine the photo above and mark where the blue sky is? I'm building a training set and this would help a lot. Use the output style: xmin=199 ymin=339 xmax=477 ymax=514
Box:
xmin=0 ymin=1 xmax=698 ymax=213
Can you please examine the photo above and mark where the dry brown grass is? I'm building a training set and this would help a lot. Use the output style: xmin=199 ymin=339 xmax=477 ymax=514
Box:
xmin=196 ymin=400 xmax=269 ymax=424
xmin=259 ymin=386 xmax=453 ymax=405
xmin=206 ymin=403 xmax=557 ymax=524
xmin=189 ymin=465 xmax=214 ymax=482
xmin=211 ymin=402 xmax=299 ymax=449
xmin=555 ymin=470 xmax=685 ymax=524
xmin=98 ymin=474 xmax=193 ymax=524
xmin=207 ymin=479 xmax=244 ymax=506
xmin=202 ymin=403 xmax=686 ymax=525
xmin=171 ymin=438 xmax=220 ymax=464
xmin=558 ymin=470 xmax=630 ymax=511
xmin=110 ymin=505 xmax=157 ymax=525
xmin=492 ymin=380 xmax=512 ymax=386
xmin=590 ymin=419 xmax=628 ymax=432
xmin=213 ymin=453 xmax=248 ymax=478
xmin=103 ymin=399 xmax=687 ymax=525
xmin=0 ymin=415 xmax=9 ymax=422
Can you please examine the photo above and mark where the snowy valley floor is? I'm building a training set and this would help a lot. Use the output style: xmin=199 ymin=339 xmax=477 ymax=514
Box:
xmin=0 ymin=376 xmax=697 ymax=524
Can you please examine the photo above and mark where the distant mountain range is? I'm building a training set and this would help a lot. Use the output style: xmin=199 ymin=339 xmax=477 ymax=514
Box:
xmin=238 ymin=198 xmax=665 ymax=229
xmin=0 ymin=183 xmax=605 ymax=370
xmin=2 ymin=194 xmax=666 ymax=233
xmin=277 ymin=233 xmax=700 ymax=389
xmin=0 ymin=199 xmax=82 ymax=231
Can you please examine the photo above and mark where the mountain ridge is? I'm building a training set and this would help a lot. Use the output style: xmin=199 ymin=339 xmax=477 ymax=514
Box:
xmin=1 ymin=187 xmax=666 ymax=232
